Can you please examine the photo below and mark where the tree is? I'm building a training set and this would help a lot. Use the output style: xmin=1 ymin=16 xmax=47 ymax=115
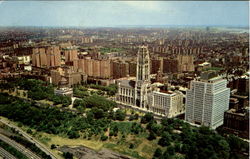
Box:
xmin=131 ymin=123 xmax=143 ymax=134
xmin=86 ymin=111 xmax=94 ymax=120
xmin=161 ymin=117 xmax=169 ymax=126
xmin=174 ymin=143 xmax=181 ymax=153
xmin=154 ymin=148 xmax=162 ymax=158
xmin=63 ymin=152 xmax=73 ymax=159
xmin=26 ymin=129 xmax=32 ymax=134
xmin=61 ymin=96 xmax=72 ymax=107
xmin=91 ymin=108 xmax=105 ymax=119
xmin=158 ymin=132 xmax=171 ymax=146
xmin=216 ymin=139 xmax=230 ymax=159
xmin=50 ymin=144 xmax=57 ymax=149
xmin=107 ymin=110 xmax=115 ymax=119
xmin=129 ymin=115 xmax=135 ymax=121
xmin=199 ymin=126 xmax=213 ymax=135
xmin=161 ymin=150 xmax=171 ymax=159
xmin=148 ymin=131 xmax=157 ymax=140
xmin=16 ymin=91 xmax=20 ymax=96
xmin=181 ymin=144 xmax=189 ymax=153
xmin=167 ymin=145 xmax=175 ymax=156
xmin=73 ymin=99 xmax=82 ymax=107
xmin=134 ymin=113 xmax=139 ymax=120
xmin=147 ymin=121 xmax=162 ymax=136
xmin=115 ymin=109 xmax=126 ymax=121
xmin=67 ymin=130 xmax=80 ymax=139
xmin=129 ymin=143 xmax=135 ymax=149
xmin=100 ymin=135 xmax=108 ymax=141
xmin=113 ymin=125 xmax=119 ymax=136
xmin=141 ymin=113 xmax=154 ymax=124
xmin=226 ymin=135 xmax=247 ymax=159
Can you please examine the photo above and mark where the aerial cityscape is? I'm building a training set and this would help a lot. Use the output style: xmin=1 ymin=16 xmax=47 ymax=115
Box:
xmin=0 ymin=1 xmax=249 ymax=159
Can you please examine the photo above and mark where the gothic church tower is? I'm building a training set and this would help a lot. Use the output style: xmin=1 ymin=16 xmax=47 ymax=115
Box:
xmin=135 ymin=45 xmax=151 ymax=109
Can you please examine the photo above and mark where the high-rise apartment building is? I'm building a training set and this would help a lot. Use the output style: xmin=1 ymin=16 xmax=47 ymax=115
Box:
xmin=81 ymin=37 xmax=93 ymax=44
xmin=163 ymin=58 xmax=179 ymax=73
xmin=78 ymin=58 xmax=112 ymax=79
xmin=128 ymin=61 xmax=137 ymax=77
xmin=112 ymin=61 xmax=129 ymax=79
xmin=151 ymin=58 xmax=163 ymax=74
xmin=177 ymin=55 xmax=194 ymax=72
xmin=185 ymin=72 xmax=230 ymax=129
xmin=32 ymin=46 xmax=61 ymax=68
xmin=64 ymin=48 xmax=78 ymax=62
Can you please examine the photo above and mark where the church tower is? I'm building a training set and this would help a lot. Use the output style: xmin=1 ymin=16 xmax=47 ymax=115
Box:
xmin=135 ymin=45 xmax=151 ymax=109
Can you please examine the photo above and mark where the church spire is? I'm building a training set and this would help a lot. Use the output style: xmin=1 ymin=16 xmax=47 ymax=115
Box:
xmin=136 ymin=45 xmax=150 ymax=82
xmin=135 ymin=45 xmax=151 ymax=109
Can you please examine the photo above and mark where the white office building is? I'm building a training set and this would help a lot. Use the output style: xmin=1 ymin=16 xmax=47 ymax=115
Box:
xmin=185 ymin=74 xmax=230 ymax=129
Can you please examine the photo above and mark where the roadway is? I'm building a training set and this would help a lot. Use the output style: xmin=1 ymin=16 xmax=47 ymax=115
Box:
xmin=117 ymin=103 xmax=170 ymax=121
xmin=0 ymin=118 xmax=58 ymax=159
xmin=0 ymin=147 xmax=17 ymax=159
xmin=0 ymin=133 xmax=41 ymax=159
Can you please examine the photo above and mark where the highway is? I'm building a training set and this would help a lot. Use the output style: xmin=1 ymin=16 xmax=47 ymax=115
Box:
xmin=0 ymin=118 xmax=58 ymax=159
xmin=0 ymin=133 xmax=41 ymax=159
xmin=0 ymin=147 xmax=17 ymax=159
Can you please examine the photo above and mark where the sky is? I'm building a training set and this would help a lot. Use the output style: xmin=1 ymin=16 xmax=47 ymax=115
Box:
xmin=0 ymin=1 xmax=249 ymax=27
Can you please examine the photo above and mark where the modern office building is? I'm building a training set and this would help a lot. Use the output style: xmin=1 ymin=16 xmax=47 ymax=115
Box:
xmin=185 ymin=72 xmax=230 ymax=129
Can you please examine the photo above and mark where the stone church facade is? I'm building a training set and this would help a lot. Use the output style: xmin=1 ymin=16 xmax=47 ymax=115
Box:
xmin=116 ymin=46 xmax=184 ymax=117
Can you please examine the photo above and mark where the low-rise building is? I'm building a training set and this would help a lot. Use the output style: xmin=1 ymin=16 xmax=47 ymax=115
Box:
xmin=223 ymin=108 xmax=249 ymax=139
xmin=148 ymin=90 xmax=184 ymax=117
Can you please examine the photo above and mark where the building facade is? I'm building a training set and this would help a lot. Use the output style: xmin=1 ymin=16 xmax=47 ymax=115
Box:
xmin=185 ymin=74 xmax=230 ymax=129
xmin=116 ymin=46 xmax=184 ymax=117
xmin=177 ymin=55 xmax=194 ymax=72
xmin=223 ymin=108 xmax=249 ymax=139
xmin=135 ymin=46 xmax=151 ymax=109
xmin=148 ymin=90 xmax=184 ymax=117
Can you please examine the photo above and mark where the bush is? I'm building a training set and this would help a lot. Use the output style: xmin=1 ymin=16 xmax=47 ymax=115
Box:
xmin=129 ymin=113 xmax=139 ymax=121
xmin=148 ymin=131 xmax=156 ymax=140
xmin=115 ymin=109 xmax=126 ymax=121
xmin=141 ymin=113 xmax=154 ymax=124
xmin=158 ymin=132 xmax=171 ymax=147
xmin=129 ymin=143 xmax=135 ymax=149
xmin=26 ymin=129 xmax=32 ymax=134
xmin=50 ymin=144 xmax=57 ymax=149
xmin=63 ymin=152 xmax=73 ymax=159
xmin=167 ymin=145 xmax=175 ymax=156
xmin=101 ymin=135 xmax=108 ymax=141
xmin=67 ymin=130 xmax=80 ymax=139
xmin=154 ymin=148 xmax=162 ymax=158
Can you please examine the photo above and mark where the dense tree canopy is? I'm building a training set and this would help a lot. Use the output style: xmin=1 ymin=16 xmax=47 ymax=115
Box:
xmin=0 ymin=78 xmax=72 ymax=106
xmin=0 ymin=78 xmax=249 ymax=159
xmin=87 ymin=84 xmax=117 ymax=96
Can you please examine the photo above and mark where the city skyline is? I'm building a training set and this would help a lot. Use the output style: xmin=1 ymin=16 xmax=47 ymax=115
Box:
xmin=0 ymin=1 xmax=249 ymax=27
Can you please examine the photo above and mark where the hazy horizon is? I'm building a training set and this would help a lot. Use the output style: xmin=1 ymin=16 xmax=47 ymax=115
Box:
xmin=0 ymin=1 xmax=249 ymax=27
